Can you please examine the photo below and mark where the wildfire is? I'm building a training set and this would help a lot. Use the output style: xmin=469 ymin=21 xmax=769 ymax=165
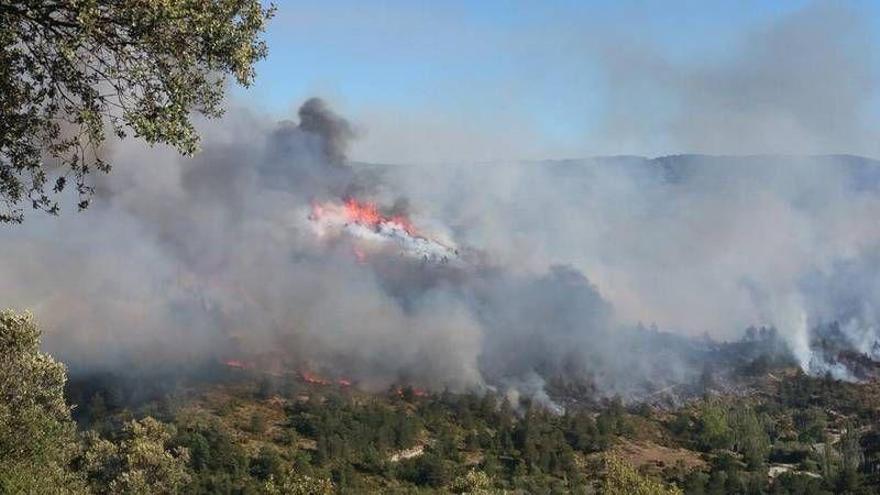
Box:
xmin=222 ymin=359 xmax=422 ymax=394
xmin=311 ymin=198 xmax=418 ymax=235
xmin=308 ymin=197 xmax=459 ymax=264
xmin=222 ymin=359 xmax=352 ymax=388
xmin=223 ymin=359 xmax=252 ymax=370
xmin=342 ymin=198 xmax=416 ymax=235
xmin=300 ymin=370 xmax=331 ymax=385
xmin=300 ymin=370 xmax=353 ymax=388
xmin=394 ymin=385 xmax=429 ymax=398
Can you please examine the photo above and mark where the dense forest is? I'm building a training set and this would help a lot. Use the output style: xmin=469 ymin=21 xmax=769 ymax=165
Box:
xmin=3 ymin=309 xmax=880 ymax=494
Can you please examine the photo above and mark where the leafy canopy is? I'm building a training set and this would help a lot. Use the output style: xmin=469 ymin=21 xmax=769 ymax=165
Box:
xmin=601 ymin=454 xmax=683 ymax=495
xmin=0 ymin=309 xmax=86 ymax=493
xmin=0 ymin=0 xmax=274 ymax=222
xmin=79 ymin=417 xmax=191 ymax=495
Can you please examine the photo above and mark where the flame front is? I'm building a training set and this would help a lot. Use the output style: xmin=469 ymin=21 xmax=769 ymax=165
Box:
xmin=343 ymin=199 xmax=381 ymax=228
xmin=224 ymin=359 xmax=353 ymax=388
xmin=308 ymin=197 xmax=459 ymax=264
xmin=300 ymin=370 xmax=332 ymax=385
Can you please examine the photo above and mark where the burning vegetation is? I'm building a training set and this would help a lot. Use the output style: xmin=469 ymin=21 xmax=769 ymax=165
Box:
xmin=7 ymin=1 xmax=880 ymax=493
xmin=5 ymin=82 xmax=880 ymax=495
xmin=59 ymin=329 xmax=880 ymax=494
xmin=308 ymin=197 xmax=459 ymax=264
xmin=3 ymin=95 xmax=878 ymax=408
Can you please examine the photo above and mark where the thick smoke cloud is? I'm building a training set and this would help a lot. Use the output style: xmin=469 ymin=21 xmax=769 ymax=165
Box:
xmin=296 ymin=97 xmax=356 ymax=164
xmin=2 ymin=96 xmax=880 ymax=401
xmin=0 ymin=95 xmax=722 ymax=401
xmin=0 ymin=99 xmax=584 ymax=398
xmin=5 ymin=0 xmax=880 ymax=401
xmin=385 ymin=154 xmax=880 ymax=380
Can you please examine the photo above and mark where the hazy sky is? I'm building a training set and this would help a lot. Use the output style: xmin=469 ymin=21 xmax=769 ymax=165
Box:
xmin=233 ymin=1 xmax=880 ymax=163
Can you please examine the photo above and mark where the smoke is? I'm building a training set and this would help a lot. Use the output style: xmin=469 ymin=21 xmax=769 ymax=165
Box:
xmin=3 ymin=96 xmax=880 ymax=402
xmin=2 ymin=2 xmax=880 ymax=402
xmin=386 ymin=154 xmax=880 ymax=380
xmin=296 ymin=97 xmax=356 ymax=164
xmin=592 ymin=2 xmax=879 ymax=157
xmin=0 ymin=95 xmax=706 ymax=401
xmin=0 ymin=98 xmax=494 ymax=394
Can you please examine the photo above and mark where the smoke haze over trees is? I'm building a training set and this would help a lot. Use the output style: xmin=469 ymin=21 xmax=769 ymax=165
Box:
xmin=3 ymin=94 xmax=880 ymax=401
xmin=5 ymin=1 xmax=880 ymax=493
xmin=1 ymin=1 xmax=879 ymax=401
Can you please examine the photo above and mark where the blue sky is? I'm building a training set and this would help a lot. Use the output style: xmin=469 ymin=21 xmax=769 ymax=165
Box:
xmin=233 ymin=1 xmax=880 ymax=163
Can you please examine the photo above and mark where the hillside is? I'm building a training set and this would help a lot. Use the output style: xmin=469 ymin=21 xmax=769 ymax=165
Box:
xmin=63 ymin=351 xmax=880 ymax=494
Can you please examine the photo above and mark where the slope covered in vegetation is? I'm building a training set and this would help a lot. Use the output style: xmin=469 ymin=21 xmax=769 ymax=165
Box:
xmin=5 ymin=309 xmax=880 ymax=494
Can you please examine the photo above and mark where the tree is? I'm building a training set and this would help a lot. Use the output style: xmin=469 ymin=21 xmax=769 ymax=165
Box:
xmin=79 ymin=417 xmax=191 ymax=494
xmin=0 ymin=1 xmax=274 ymax=222
xmin=264 ymin=472 xmax=334 ymax=495
xmin=835 ymin=422 xmax=865 ymax=493
xmin=249 ymin=410 xmax=267 ymax=434
xmin=450 ymin=469 xmax=494 ymax=494
xmin=698 ymin=401 xmax=732 ymax=451
xmin=249 ymin=446 xmax=284 ymax=482
xmin=0 ymin=309 xmax=86 ymax=493
xmin=794 ymin=408 xmax=827 ymax=443
xmin=601 ymin=454 xmax=683 ymax=495
xmin=729 ymin=405 xmax=770 ymax=469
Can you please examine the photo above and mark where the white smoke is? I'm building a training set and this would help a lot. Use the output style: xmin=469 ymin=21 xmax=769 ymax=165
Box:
xmin=2 ymin=2 xmax=880 ymax=401
xmin=3 ymin=99 xmax=880 ymax=400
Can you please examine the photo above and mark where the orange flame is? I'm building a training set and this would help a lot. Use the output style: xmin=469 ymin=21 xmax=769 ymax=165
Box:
xmin=342 ymin=198 xmax=417 ymax=235
xmin=300 ymin=370 xmax=332 ymax=386
xmin=344 ymin=198 xmax=382 ymax=226
xmin=224 ymin=360 xmax=353 ymax=388
xmin=299 ymin=370 xmax=354 ymax=388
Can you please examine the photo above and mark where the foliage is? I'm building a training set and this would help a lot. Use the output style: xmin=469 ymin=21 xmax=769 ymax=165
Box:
xmin=0 ymin=309 xmax=86 ymax=493
xmin=79 ymin=417 xmax=190 ymax=494
xmin=698 ymin=400 xmax=733 ymax=451
xmin=287 ymin=393 xmax=422 ymax=467
xmin=793 ymin=408 xmax=827 ymax=443
xmin=601 ymin=454 xmax=683 ymax=495
xmin=264 ymin=472 xmax=334 ymax=495
xmin=450 ymin=469 xmax=494 ymax=494
xmin=0 ymin=0 xmax=274 ymax=221
xmin=173 ymin=417 xmax=253 ymax=493
xmin=729 ymin=405 xmax=771 ymax=468
xmin=6 ymin=313 xmax=880 ymax=493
